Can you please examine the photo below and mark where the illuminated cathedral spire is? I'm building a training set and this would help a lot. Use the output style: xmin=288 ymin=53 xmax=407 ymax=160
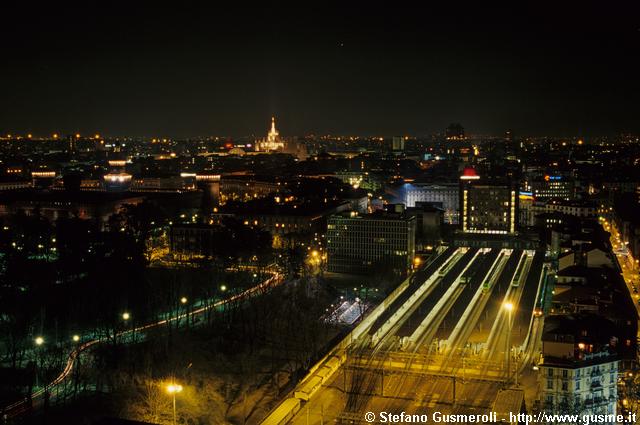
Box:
xmin=268 ymin=116 xmax=279 ymax=143
xmin=257 ymin=116 xmax=284 ymax=152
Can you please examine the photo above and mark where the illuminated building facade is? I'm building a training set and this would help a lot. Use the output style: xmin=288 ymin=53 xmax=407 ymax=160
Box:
xmin=254 ymin=117 xmax=307 ymax=160
xmin=460 ymin=167 xmax=517 ymax=234
xmin=524 ymin=174 xmax=575 ymax=201
xmin=31 ymin=171 xmax=56 ymax=190
xmin=326 ymin=211 xmax=416 ymax=274
xmin=334 ymin=172 xmax=383 ymax=192
xmin=402 ymin=183 xmax=459 ymax=224
xmin=545 ymin=199 xmax=597 ymax=218
xmin=103 ymin=159 xmax=132 ymax=192
xmin=538 ymin=314 xmax=619 ymax=416
xmin=256 ymin=117 xmax=284 ymax=152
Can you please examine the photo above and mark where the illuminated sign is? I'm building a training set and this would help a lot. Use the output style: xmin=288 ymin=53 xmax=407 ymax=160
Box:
xmin=544 ymin=175 xmax=562 ymax=181
xmin=519 ymin=191 xmax=534 ymax=200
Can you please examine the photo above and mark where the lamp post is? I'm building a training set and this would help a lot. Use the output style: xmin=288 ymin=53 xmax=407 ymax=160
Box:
xmin=34 ymin=336 xmax=44 ymax=389
xmin=180 ymin=297 xmax=188 ymax=327
xmin=121 ymin=312 xmax=131 ymax=343
xmin=167 ymin=383 xmax=183 ymax=425
xmin=503 ymin=302 xmax=514 ymax=386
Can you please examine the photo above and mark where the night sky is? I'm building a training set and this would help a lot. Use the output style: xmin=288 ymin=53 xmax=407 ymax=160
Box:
xmin=1 ymin=2 xmax=639 ymax=138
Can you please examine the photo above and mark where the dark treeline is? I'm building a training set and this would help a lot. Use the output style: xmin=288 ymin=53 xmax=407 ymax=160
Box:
xmin=28 ymin=274 xmax=337 ymax=424
xmin=0 ymin=202 xmax=276 ymax=407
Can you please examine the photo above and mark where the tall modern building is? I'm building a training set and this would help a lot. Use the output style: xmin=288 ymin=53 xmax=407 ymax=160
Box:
xmin=402 ymin=183 xmax=459 ymax=224
xmin=459 ymin=166 xmax=517 ymax=234
xmin=326 ymin=210 xmax=416 ymax=275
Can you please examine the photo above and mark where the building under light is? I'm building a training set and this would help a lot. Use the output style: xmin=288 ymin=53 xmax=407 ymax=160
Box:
xmin=459 ymin=166 xmax=517 ymax=234
xmin=103 ymin=158 xmax=132 ymax=192
xmin=256 ymin=117 xmax=285 ymax=152
xmin=401 ymin=183 xmax=459 ymax=224
xmin=326 ymin=209 xmax=416 ymax=275
xmin=31 ymin=170 xmax=56 ymax=190
xmin=523 ymin=174 xmax=575 ymax=201
xmin=538 ymin=314 xmax=619 ymax=416
xmin=254 ymin=117 xmax=307 ymax=159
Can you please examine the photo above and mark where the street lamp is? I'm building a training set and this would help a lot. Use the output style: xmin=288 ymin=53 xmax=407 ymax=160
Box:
xmin=503 ymin=302 xmax=514 ymax=386
xmin=180 ymin=297 xmax=187 ymax=304
xmin=220 ymin=285 xmax=227 ymax=292
xmin=167 ymin=383 xmax=183 ymax=425
xmin=34 ymin=336 xmax=44 ymax=388
xmin=122 ymin=312 xmax=130 ymax=321
xmin=72 ymin=334 xmax=80 ymax=342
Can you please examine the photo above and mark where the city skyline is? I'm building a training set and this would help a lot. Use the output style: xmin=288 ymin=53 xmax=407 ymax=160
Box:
xmin=3 ymin=4 xmax=640 ymax=424
xmin=1 ymin=3 xmax=640 ymax=138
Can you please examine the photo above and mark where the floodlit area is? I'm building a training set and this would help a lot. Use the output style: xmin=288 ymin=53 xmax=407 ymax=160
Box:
xmin=324 ymin=299 xmax=370 ymax=326
xmin=265 ymin=246 xmax=549 ymax=424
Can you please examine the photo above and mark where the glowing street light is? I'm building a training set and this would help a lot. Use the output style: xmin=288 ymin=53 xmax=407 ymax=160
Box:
xmin=34 ymin=336 xmax=45 ymax=388
xmin=503 ymin=302 xmax=515 ymax=386
xmin=122 ymin=312 xmax=130 ymax=321
xmin=220 ymin=285 xmax=227 ymax=292
xmin=167 ymin=383 xmax=183 ymax=425
xmin=167 ymin=383 xmax=183 ymax=393
xmin=72 ymin=334 xmax=80 ymax=342
xmin=180 ymin=297 xmax=188 ymax=304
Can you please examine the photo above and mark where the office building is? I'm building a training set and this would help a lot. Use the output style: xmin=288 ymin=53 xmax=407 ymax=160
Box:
xmin=401 ymin=183 xmax=459 ymax=224
xmin=326 ymin=210 xmax=416 ymax=275
xmin=524 ymin=174 xmax=575 ymax=201
xmin=460 ymin=167 xmax=517 ymax=234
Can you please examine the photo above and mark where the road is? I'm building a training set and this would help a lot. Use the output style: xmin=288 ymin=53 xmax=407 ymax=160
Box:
xmin=1 ymin=272 xmax=283 ymax=419
xmin=600 ymin=217 xmax=640 ymax=318
xmin=285 ymin=247 xmax=546 ymax=424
